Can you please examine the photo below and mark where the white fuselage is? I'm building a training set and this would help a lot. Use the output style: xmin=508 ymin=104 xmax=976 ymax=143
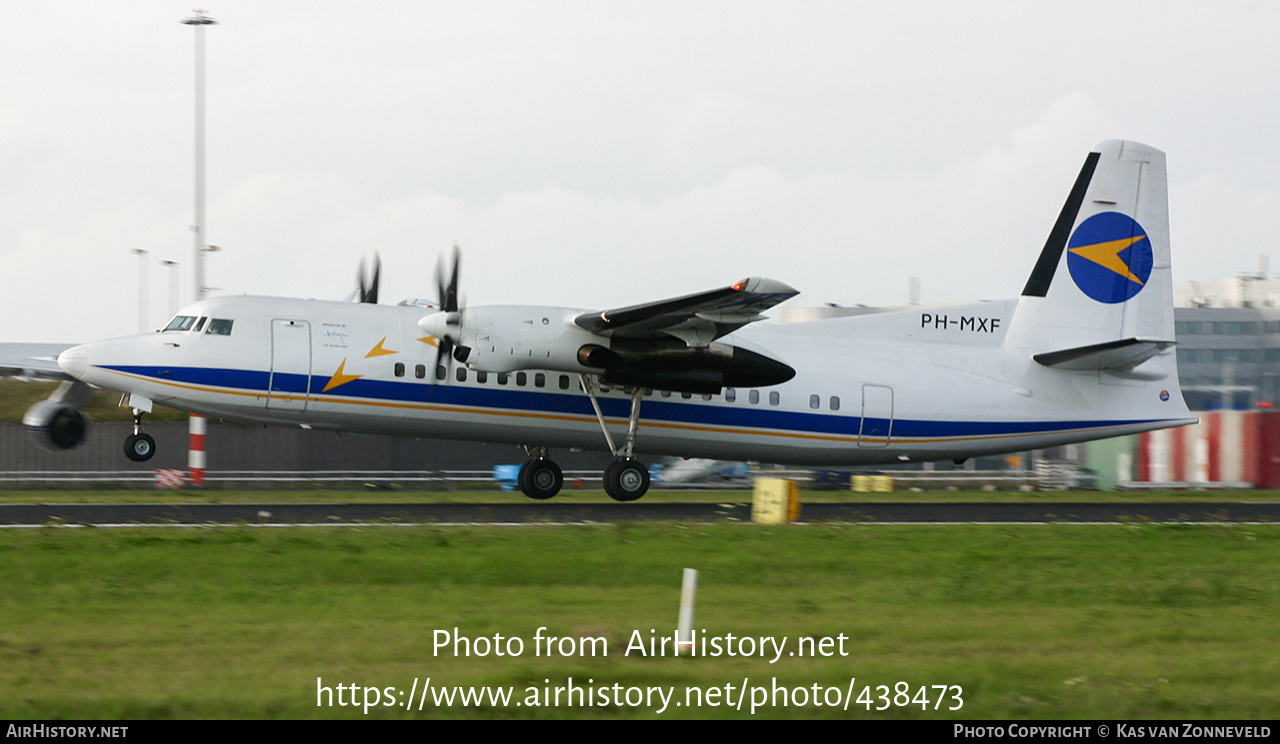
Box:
xmin=57 ymin=293 xmax=1194 ymax=466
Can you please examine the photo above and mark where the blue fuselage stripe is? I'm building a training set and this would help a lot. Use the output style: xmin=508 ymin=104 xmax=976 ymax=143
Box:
xmin=102 ymin=364 xmax=1165 ymax=439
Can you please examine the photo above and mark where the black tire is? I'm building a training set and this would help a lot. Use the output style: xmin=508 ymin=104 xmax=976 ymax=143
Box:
xmin=604 ymin=458 xmax=649 ymax=502
xmin=519 ymin=458 xmax=562 ymax=500
xmin=124 ymin=433 xmax=157 ymax=462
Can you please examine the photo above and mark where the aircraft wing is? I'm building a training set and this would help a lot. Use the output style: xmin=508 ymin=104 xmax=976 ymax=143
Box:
xmin=574 ymin=277 xmax=798 ymax=345
xmin=0 ymin=343 xmax=76 ymax=382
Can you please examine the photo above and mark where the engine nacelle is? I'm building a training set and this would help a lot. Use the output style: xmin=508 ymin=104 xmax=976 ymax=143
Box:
xmin=421 ymin=306 xmax=605 ymax=374
xmin=23 ymin=400 xmax=90 ymax=450
xmin=585 ymin=338 xmax=796 ymax=394
xmin=418 ymin=306 xmax=795 ymax=394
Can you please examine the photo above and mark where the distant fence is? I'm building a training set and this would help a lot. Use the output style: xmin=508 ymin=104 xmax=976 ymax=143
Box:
xmin=775 ymin=469 xmax=1046 ymax=491
xmin=0 ymin=469 xmax=607 ymax=490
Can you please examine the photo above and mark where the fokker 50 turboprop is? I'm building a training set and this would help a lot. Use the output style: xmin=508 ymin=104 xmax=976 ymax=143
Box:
xmin=15 ymin=140 xmax=1195 ymax=500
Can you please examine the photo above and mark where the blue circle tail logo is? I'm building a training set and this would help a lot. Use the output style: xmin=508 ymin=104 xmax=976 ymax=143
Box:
xmin=1066 ymin=212 xmax=1154 ymax=304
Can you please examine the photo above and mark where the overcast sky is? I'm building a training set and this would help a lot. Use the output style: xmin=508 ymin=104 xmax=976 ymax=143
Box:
xmin=2 ymin=2 xmax=1279 ymax=342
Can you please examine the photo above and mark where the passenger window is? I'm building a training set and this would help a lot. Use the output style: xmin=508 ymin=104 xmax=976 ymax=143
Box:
xmin=415 ymin=364 xmax=426 ymax=379
xmin=749 ymin=390 xmax=760 ymax=405
xmin=681 ymin=392 xmax=692 ymax=399
xmin=534 ymin=373 xmax=546 ymax=388
xmin=725 ymin=388 xmax=736 ymax=403
xmin=809 ymin=394 xmax=820 ymax=409
xmin=456 ymin=367 xmax=467 ymax=382
xmin=477 ymin=371 xmax=489 ymax=384
xmin=661 ymin=390 xmax=672 ymax=398
xmin=558 ymin=375 xmax=570 ymax=390
xmin=497 ymin=373 xmax=509 ymax=386
xmin=830 ymin=396 xmax=840 ymax=411
xmin=769 ymin=391 xmax=780 ymax=406
xmin=436 ymin=365 xmax=447 ymax=381
xmin=516 ymin=372 xmax=527 ymax=387
xmin=205 ymin=318 xmax=234 ymax=336
xmin=394 ymin=362 xmax=405 ymax=378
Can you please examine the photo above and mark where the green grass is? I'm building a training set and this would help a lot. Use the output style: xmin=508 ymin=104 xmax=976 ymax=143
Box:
xmin=1 ymin=522 xmax=1277 ymax=719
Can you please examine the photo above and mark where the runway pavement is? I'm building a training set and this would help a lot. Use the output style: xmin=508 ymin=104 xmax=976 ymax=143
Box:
xmin=2 ymin=501 xmax=1279 ymax=526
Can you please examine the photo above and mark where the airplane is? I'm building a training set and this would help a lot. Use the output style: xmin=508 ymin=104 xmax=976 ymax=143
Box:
xmin=12 ymin=140 xmax=1196 ymax=501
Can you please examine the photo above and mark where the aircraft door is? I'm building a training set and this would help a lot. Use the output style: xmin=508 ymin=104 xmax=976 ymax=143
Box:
xmin=268 ymin=319 xmax=312 ymax=411
xmin=858 ymin=384 xmax=894 ymax=448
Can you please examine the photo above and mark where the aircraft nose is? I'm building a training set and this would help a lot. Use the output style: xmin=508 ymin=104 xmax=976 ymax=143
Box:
xmin=57 ymin=344 xmax=89 ymax=378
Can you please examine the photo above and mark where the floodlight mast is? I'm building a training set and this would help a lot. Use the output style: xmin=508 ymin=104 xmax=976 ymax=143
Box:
xmin=181 ymin=10 xmax=216 ymax=301
xmin=181 ymin=10 xmax=217 ymax=489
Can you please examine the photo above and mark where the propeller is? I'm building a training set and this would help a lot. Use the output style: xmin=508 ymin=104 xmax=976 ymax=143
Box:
xmin=420 ymin=243 xmax=469 ymax=378
xmin=437 ymin=243 xmax=461 ymax=314
xmin=355 ymin=252 xmax=382 ymax=304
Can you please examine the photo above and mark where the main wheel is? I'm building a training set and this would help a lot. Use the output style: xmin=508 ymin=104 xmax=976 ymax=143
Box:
xmin=124 ymin=433 xmax=157 ymax=462
xmin=519 ymin=457 xmax=563 ymax=500
xmin=604 ymin=458 xmax=649 ymax=502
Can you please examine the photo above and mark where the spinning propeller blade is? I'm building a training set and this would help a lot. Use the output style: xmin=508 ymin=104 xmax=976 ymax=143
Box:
xmin=356 ymin=252 xmax=381 ymax=304
xmin=428 ymin=244 xmax=467 ymax=377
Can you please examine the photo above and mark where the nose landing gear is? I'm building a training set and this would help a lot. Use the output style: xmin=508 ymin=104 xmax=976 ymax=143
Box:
xmin=124 ymin=408 xmax=156 ymax=462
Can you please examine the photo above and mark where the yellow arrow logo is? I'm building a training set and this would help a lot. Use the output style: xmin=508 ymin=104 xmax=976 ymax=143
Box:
xmin=1068 ymin=235 xmax=1148 ymax=285
xmin=365 ymin=337 xmax=398 ymax=358
xmin=322 ymin=358 xmax=363 ymax=392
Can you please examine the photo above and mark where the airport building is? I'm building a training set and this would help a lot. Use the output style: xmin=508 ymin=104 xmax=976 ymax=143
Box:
xmin=1172 ymin=268 xmax=1280 ymax=409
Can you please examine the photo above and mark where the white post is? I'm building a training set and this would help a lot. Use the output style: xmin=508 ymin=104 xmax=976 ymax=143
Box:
xmin=676 ymin=568 xmax=698 ymax=656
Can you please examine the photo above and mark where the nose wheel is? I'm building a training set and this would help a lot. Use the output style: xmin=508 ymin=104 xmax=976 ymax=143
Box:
xmin=124 ymin=408 xmax=156 ymax=462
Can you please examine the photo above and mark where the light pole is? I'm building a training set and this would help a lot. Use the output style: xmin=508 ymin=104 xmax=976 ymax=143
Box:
xmin=130 ymin=249 xmax=149 ymax=333
xmin=201 ymin=244 xmax=221 ymax=296
xmin=160 ymin=260 xmax=180 ymax=317
xmin=181 ymin=10 xmax=216 ymax=301
xmin=181 ymin=10 xmax=216 ymax=489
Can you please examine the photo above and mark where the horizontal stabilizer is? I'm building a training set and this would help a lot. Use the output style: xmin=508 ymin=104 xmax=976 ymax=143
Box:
xmin=1033 ymin=337 xmax=1175 ymax=371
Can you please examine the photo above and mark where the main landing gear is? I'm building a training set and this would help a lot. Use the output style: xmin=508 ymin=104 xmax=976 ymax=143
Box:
xmin=518 ymin=452 xmax=562 ymax=500
xmin=124 ymin=408 xmax=156 ymax=462
xmin=515 ymin=375 xmax=651 ymax=502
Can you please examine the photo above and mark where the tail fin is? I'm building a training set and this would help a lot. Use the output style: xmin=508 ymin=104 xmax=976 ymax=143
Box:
xmin=1005 ymin=140 xmax=1175 ymax=364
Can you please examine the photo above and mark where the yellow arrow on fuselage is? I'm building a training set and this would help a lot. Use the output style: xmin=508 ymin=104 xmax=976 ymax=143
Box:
xmin=322 ymin=358 xmax=362 ymax=392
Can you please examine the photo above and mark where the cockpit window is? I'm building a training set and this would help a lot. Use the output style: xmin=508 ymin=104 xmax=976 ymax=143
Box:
xmin=163 ymin=315 xmax=197 ymax=332
xmin=205 ymin=319 xmax=234 ymax=336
